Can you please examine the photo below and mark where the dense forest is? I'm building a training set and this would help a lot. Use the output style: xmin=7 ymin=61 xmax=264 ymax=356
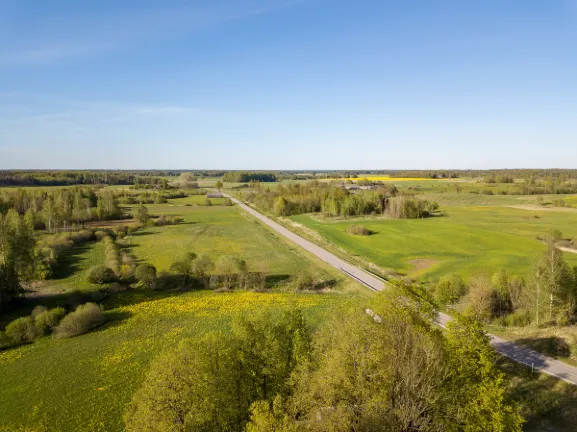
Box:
xmin=223 ymin=172 xmax=278 ymax=183
xmin=0 ymin=170 xmax=228 ymax=186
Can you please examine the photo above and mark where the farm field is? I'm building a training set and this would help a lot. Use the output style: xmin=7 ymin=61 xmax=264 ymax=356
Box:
xmin=290 ymin=200 xmax=577 ymax=281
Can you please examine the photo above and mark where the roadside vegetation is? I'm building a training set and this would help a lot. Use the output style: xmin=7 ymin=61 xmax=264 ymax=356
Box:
xmin=2 ymin=169 xmax=577 ymax=431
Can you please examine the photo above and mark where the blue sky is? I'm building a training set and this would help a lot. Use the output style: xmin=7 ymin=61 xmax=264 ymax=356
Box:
xmin=1 ymin=0 xmax=576 ymax=169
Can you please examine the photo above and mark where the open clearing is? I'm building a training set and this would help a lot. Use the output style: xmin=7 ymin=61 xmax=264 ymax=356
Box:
xmin=290 ymin=200 xmax=577 ymax=280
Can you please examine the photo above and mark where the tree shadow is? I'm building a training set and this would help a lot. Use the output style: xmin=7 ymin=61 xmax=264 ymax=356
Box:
xmin=515 ymin=337 xmax=571 ymax=359
xmin=51 ymin=243 xmax=93 ymax=280
xmin=129 ymin=231 xmax=156 ymax=237
xmin=91 ymin=310 xmax=132 ymax=334
xmin=265 ymin=274 xmax=291 ymax=288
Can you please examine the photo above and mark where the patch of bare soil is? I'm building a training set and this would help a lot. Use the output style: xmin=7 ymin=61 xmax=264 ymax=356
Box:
xmin=507 ymin=204 xmax=577 ymax=212
xmin=408 ymin=258 xmax=440 ymax=273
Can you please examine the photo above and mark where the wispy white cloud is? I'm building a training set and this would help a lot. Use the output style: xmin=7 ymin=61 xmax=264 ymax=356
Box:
xmin=0 ymin=0 xmax=307 ymax=67
xmin=0 ymin=92 xmax=203 ymax=128
xmin=0 ymin=45 xmax=94 ymax=66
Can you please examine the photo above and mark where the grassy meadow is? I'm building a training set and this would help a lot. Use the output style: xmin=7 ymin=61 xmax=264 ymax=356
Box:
xmin=0 ymin=194 xmax=364 ymax=431
xmin=288 ymin=186 xmax=577 ymax=281
xmin=0 ymin=290 xmax=346 ymax=432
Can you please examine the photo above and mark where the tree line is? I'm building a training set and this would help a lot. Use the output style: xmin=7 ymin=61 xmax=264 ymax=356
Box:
xmin=125 ymin=283 xmax=523 ymax=431
xmin=389 ymin=169 xmax=577 ymax=181
xmin=245 ymin=182 xmax=439 ymax=219
xmin=223 ymin=172 xmax=278 ymax=183
xmin=0 ymin=187 xmax=123 ymax=232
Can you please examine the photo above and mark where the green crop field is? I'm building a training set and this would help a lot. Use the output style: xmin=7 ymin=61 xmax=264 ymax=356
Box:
xmin=290 ymin=200 xmax=577 ymax=281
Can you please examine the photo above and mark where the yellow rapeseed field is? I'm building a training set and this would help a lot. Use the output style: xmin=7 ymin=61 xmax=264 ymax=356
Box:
xmin=340 ymin=176 xmax=441 ymax=182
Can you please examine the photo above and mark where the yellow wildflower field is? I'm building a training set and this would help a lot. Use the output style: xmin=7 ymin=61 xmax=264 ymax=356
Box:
xmin=0 ymin=290 xmax=346 ymax=432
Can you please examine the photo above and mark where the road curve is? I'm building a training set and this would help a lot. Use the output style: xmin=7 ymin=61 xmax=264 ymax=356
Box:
xmin=226 ymin=193 xmax=577 ymax=386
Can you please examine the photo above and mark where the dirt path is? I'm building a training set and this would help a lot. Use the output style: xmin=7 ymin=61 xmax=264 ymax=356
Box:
xmin=507 ymin=204 xmax=577 ymax=213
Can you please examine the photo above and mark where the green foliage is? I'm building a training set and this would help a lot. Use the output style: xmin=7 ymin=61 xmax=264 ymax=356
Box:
xmin=5 ymin=316 xmax=42 ymax=343
xmin=137 ymin=204 xmax=149 ymax=225
xmin=435 ymin=273 xmax=467 ymax=305
xmin=443 ymin=316 xmax=524 ymax=431
xmin=135 ymin=264 xmax=157 ymax=289
xmin=34 ymin=307 xmax=67 ymax=334
xmin=87 ymin=265 xmax=117 ymax=284
xmin=222 ymin=172 xmax=278 ymax=183
xmin=346 ymin=224 xmax=371 ymax=235
xmin=124 ymin=308 xmax=310 ymax=431
xmin=294 ymin=271 xmax=314 ymax=291
xmin=249 ymin=286 xmax=523 ymax=432
xmin=0 ymin=211 xmax=37 ymax=309
xmin=53 ymin=303 xmax=106 ymax=338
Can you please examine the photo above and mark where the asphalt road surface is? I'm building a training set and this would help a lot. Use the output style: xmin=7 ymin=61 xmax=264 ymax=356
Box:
xmin=226 ymin=193 xmax=577 ymax=386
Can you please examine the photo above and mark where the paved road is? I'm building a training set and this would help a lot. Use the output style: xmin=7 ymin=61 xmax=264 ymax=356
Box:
xmin=226 ymin=193 xmax=577 ymax=385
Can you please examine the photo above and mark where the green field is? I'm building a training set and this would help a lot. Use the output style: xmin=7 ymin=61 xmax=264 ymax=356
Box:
xmin=290 ymin=198 xmax=577 ymax=281
xmin=124 ymin=202 xmax=364 ymax=294
xmin=0 ymin=198 xmax=365 ymax=431
xmin=0 ymin=290 xmax=346 ymax=432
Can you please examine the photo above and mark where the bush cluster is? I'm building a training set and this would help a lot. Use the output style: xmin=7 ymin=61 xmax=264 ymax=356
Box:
xmin=87 ymin=265 xmax=117 ymax=284
xmin=346 ymin=225 xmax=371 ymax=236
xmin=0 ymin=305 xmax=67 ymax=348
xmin=53 ymin=303 xmax=106 ymax=338
xmin=154 ymin=215 xmax=184 ymax=226
xmin=103 ymin=236 xmax=120 ymax=276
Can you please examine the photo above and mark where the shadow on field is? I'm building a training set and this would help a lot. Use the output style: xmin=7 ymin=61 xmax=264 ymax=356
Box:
xmin=102 ymin=288 xmax=185 ymax=310
xmin=516 ymin=337 xmax=571 ymax=359
xmin=51 ymin=243 xmax=93 ymax=280
xmin=129 ymin=231 xmax=156 ymax=237
xmin=265 ymin=274 xmax=291 ymax=288
xmin=2 ymin=287 xmax=118 ymax=328
xmin=499 ymin=357 xmax=577 ymax=431
xmin=92 ymin=310 xmax=132 ymax=334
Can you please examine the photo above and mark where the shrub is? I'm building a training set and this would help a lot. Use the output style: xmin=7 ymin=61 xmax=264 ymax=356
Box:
xmin=53 ymin=303 xmax=106 ymax=338
xmin=0 ymin=331 xmax=12 ymax=349
xmin=295 ymin=271 xmax=315 ymax=291
xmin=31 ymin=305 xmax=48 ymax=318
xmin=346 ymin=225 xmax=371 ymax=236
xmin=87 ymin=265 xmax=117 ymax=284
xmin=435 ymin=273 xmax=467 ymax=305
xmin=5 ymin=316 xmax=42 ymax=343
xmin=204 ymin=199 xmax=213 ymax=206
xmin=35 ymin=307 xmax=67 ymax=333
xmin=502 ymin=310 xmax=532 ymax=327
xmin=135 ymin=264 xmax=157 ymax=289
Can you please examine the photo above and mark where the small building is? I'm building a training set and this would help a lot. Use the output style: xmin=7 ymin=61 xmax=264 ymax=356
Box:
xmin=206 ymin=191 xmax=224 ymax=199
